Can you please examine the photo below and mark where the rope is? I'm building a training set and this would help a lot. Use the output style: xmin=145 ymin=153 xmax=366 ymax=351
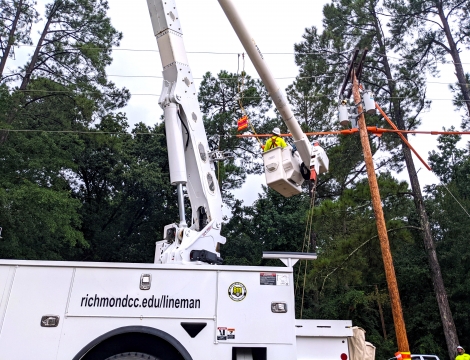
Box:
xmin=237 ymin=53 xmax=263 ymax=149
xmin=297 ymin=180 xmax=317 ymax=319
xmin=295 ymin=192 xmax=315 ymax=296
xmin=438 ymin=181 xmax=470 ymax=219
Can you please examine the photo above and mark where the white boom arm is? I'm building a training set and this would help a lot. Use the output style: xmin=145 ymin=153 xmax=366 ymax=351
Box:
xmin=147 ymin=0 xmax=225 ymax=265
xmin=217 ymin=0 xmax=313 ymax=168
xmin=146 ymin=0 xmax=328 ymax=264
xmin=217 ymin=0 xmax=329 ymax=198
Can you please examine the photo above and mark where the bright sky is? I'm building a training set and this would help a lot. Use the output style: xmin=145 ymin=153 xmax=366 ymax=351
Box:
xmin=8 ymin=0 xmax=470 ymax=206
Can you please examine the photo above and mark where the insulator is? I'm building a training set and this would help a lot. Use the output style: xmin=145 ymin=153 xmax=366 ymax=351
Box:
xmin=338 ymin=104 xmax=350 ymax=126
xmin=363 ymin=91 xmax=377 ymax=115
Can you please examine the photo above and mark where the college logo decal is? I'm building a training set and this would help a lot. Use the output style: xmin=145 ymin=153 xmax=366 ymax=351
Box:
xmin=228 ymin=282 xmax=247 ymax=302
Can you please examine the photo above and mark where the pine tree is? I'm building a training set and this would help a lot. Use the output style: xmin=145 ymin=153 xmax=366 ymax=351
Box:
xmin=0 ymin=0 xmax=129 ymax=144
xmin=289 ymin=0 xmax=459 ymax=357
xmin=198 ymin=70 xmax=273 ymax=206
xmin=0 ymin=0 xmax=39 ymax=79
xmin=386 ymin=0 xmax=470 ymax=129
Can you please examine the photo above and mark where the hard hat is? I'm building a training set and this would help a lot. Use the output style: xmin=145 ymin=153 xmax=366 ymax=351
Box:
xmin=272 ymin=127 xmax=281 ymax=135
xmin=458 ymin=346 xmax=464 ymax=350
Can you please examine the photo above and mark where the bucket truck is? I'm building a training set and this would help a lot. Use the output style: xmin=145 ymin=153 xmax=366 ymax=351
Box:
xmin=0 ymin=1 xmax=372 ymax=359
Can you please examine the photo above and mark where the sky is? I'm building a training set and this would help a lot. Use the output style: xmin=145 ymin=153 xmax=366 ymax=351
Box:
xmin=7 ymin=0 xmax=470 ymax=207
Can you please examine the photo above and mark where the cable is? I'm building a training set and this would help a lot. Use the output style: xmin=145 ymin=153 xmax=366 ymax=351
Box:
xmin=6 ymin=89 xmax=470 ymax=102
xmin=434 ymin=175 xmax=470 ymax=220
xmin=0 ymin=129 xmax=165 ymax=135
xmin=300 ymin=184 xmax=317 ymax=319
xmin=4 ymin=71 xmax=469 ymax=87
xmin=236 ymin=53 xmax=263 ymax=148
xmin=9 ymin=44 xmax=470 ymax=65
xmin=1 ymin=72 xmax=337 ymax=81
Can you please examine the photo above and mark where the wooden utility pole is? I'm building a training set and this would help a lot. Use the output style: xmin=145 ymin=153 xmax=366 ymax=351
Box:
xmin=351 ymin=69 xmax=410 ymax=354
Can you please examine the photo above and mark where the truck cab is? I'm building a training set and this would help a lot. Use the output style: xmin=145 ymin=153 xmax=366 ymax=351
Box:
xmin=411 ymin=355 xmax=440 ymax=360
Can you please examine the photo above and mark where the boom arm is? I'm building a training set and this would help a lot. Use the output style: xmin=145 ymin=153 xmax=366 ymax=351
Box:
xmin=146 ymin=0 xmax=328 ymax=264
xmin=217 ymin=0 xmax=313 ymax=168
xmin=147 ymin=0 xmax=225 ymax=264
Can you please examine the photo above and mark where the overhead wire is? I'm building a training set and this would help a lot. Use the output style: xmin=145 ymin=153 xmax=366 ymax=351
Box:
xmin=432 ymin=174 xmax=470 ymax=220
xmin=6 ymin=127 xmax=470 ymax=137
xmin=236 ymin=53 xmax=262 ymax=148
xmin=2 ymin=71 xmax=469 ymax=86
xmin=9 ymin=44 xmax=470 ymax=65
xmin=4 ymin=88 xmax=469 ymax=102
xmin=0 ymin=129 xmax=165 ymax=135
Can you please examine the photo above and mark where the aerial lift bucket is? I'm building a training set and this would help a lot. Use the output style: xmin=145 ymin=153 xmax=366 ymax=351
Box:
xmin=262 ymin=146 xmax=304 ymax=197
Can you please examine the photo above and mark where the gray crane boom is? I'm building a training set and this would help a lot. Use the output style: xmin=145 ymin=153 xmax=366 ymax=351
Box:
xmin=217 ymin=0 xmax=313 ymax=168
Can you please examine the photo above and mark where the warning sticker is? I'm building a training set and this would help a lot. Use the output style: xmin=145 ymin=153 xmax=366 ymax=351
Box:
xmin=276 ymin=274 xmax=289 ymax=286
xmin=260 ymin=273 xmax=289 ymax=286
xmin=218 ymin=327 xmax=236 ymax=340
xmin=217 ymin=327 xmax=227 ymax=341
xmin=260 ymin=273 xmax=276 ymax=285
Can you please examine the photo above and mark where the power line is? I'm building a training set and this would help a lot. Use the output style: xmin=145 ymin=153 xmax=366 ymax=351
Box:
xmin=433 ymin=174 xmax=470 ymax=220
xmin=8 ymin=89 xmax=470 ymax=102
xmin=10 ymin=44 xmax=470 ymax=65
xmin=0 ymin=129 xmax=165 ymax=135
xmin=3 ymin=70 xmax=468 ymax=87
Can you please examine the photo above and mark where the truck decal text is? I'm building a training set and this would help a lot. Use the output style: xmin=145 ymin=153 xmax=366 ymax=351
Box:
xmin=80 ymin=294 xmax=201 ymax=309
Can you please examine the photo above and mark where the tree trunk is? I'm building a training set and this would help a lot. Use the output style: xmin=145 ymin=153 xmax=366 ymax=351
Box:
xmin=371 ymin=5 xmax=460 ymax=359
xmin=0 ymin=0 xmax=24 ymax=79
xmin=0 ymin=1 xmax=60 ymax=145
xmin=375 ymin=284 xmax=387 ymax=340
xmin=437 ymin=3 xmax=470 ymax=122
xmin=19 ymin=1 xmax=60 ymax=91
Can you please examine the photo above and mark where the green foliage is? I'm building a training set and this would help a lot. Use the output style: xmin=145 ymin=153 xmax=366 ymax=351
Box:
xmin=429 ymin=129 xmax=466 ymax=183
xmin=0 ymin=0 xmax=130 ymax=136
xmin=74 ymin=120 xmax=179 ymax=263
xmin=222 ymin=187 xmax=311 ymax=265
xmin=198 ymin=70 xmax=273 ymax=205
xmin=199 ymin=70 xmax=273 ymax=204
xmin=386 ymin=0 xmax=470 ymax=128
xmin=0 ymin=181 xmax=86 ymax=260
xmin=423 ymin=136 xmax=470 ymax=355
xmin=0 ymin=0 xmax=177 ymax=263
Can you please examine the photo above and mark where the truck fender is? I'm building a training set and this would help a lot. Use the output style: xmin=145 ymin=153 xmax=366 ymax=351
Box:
xmin=72 ymin=325 xmax=193 ymax=360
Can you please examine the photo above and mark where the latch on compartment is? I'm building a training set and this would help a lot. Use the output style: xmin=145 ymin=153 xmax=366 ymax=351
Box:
xmin=140 ymin=274 xmax=152 ymax=290
xmin=40 ymin=315 xmax=59 ymax=327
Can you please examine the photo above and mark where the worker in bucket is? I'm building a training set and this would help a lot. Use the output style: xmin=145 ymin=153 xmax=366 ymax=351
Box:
xmin=456 ymin=346 xmax=470 ymax=360
xmin=263 ymin=127 xmax=287 ymax=151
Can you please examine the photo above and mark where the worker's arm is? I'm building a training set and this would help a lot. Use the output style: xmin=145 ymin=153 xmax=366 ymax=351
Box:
xmin=264 ymin=138 xmax=272 ymax=152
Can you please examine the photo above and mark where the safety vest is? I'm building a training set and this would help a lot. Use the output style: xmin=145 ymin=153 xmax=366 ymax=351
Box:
xmin=265 ymin=136 xmax=286 ymax=151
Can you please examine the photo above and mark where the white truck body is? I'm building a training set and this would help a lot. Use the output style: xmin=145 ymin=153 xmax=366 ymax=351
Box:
xmin=0 ymin=259 xmax=352 ymax=359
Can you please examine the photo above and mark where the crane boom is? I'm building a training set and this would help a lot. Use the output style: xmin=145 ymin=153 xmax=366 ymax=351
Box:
xmin=217 ymin=0 xmax=329 ymax=198
xmin=146 ymin=0 xmax=329 ymax=264
xmin=217 ymin=0 xmax=313 ymax=169
xmin=147 ymin=0 xmax=225 ymax=265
